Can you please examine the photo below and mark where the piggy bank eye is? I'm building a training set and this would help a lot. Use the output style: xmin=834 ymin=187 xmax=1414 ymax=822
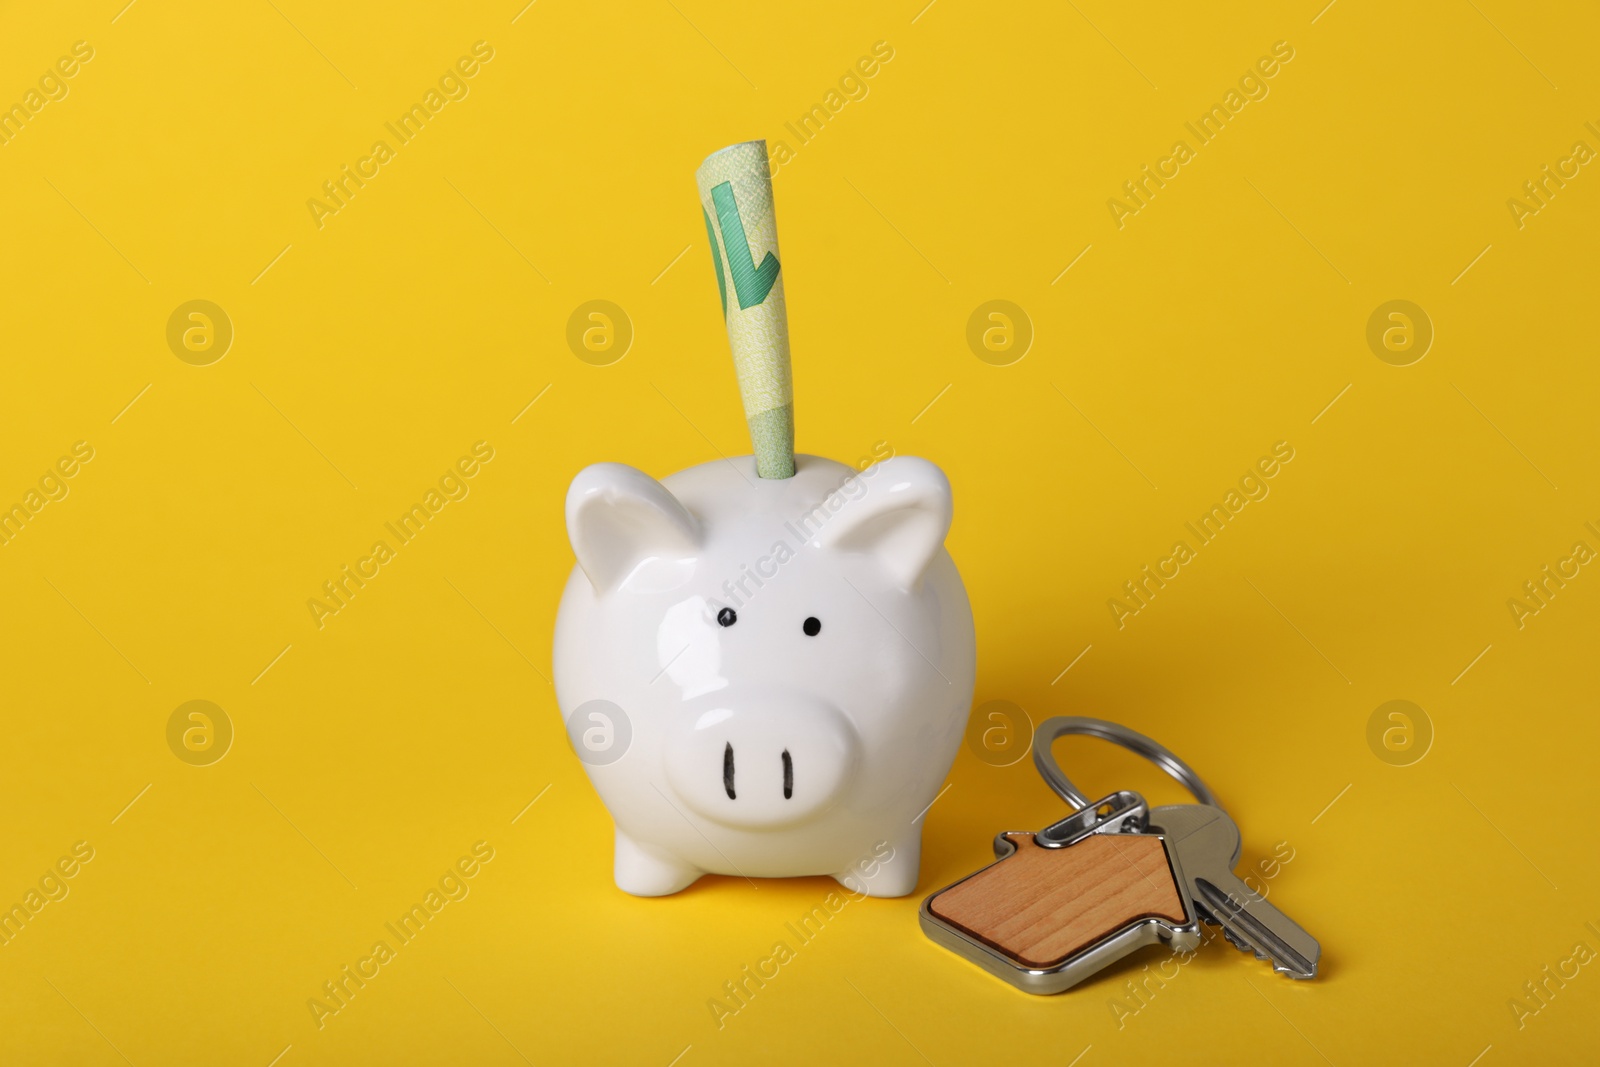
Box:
xmin=802 ymin=617 xmax=821 ymax=636
xmin=717 ymin=607 xmax=737 ymax=627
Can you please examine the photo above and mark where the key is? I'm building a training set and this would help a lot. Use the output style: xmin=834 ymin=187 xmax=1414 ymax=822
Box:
xmin=1149 ymin=804 xmax=1320 ymax=979
xmin=920 ymin=791 xmax=1203 ymax=994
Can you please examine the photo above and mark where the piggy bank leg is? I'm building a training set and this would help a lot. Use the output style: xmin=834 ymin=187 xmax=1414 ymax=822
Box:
xmin=833 ymin=832 xmax=922 ymax=898
xmin=614 ymin=826 xmax=701 ymax=896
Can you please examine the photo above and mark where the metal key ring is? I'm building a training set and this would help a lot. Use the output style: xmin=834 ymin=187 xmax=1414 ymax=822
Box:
xmin=1032 ymin=716 xmax=1223 ymax=814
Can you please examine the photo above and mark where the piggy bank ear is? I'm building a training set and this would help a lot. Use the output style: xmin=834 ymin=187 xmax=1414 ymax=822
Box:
xmin=566 ymin=463 xmax=700 ymax=592
xmin=815 ymin=456 xmax=952 ymax=591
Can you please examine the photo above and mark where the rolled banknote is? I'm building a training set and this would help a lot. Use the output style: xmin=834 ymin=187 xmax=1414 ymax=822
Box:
xmin=696 ymin=140 xmax=795 ymax=479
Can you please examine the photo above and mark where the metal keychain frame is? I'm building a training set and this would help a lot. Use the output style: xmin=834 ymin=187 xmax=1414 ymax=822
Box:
xmin=919 ymin=717 xmax=1214 ymax=994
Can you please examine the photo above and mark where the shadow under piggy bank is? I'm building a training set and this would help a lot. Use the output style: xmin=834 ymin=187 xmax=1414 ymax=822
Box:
xmin=553 ymin=453 xmax=976 ymax=897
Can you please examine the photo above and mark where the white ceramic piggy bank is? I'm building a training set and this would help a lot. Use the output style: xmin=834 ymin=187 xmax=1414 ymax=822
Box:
xmin=553 ymin=452 xmax=975 ymax=897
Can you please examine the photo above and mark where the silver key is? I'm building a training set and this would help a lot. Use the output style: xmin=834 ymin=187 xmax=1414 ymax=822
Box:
xmin=1150 ymin=804 xmax=1320 ymax=979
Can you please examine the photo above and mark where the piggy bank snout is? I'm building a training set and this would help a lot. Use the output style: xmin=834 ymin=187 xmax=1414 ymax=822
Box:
xmin=664 ymin=700 xmax=858 ymax=830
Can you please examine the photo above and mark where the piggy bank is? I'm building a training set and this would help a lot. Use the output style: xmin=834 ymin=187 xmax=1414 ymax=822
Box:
xmin=553 ymin=452 xmax=976 ymax=897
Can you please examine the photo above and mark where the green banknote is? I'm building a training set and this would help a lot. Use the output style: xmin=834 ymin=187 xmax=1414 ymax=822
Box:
xmin=696 ymin=140 xmax=795 ymax=479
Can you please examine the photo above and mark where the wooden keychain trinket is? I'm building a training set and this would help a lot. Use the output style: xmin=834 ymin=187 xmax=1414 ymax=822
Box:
xmin=921 ymin=789 xmax=1201 ymax=994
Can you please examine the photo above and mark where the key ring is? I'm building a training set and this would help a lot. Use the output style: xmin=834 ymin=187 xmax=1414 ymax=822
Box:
xmin=1032 ymin=716 xmax=1223 ymax=814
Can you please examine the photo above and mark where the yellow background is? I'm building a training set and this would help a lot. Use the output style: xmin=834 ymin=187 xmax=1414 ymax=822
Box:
xmin=1 ymin=0 xmax=1596 ymax=1063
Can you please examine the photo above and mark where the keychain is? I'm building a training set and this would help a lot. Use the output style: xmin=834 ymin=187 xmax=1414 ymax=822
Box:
xmin=920 ymin=717 xmax=1321 ymax=994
